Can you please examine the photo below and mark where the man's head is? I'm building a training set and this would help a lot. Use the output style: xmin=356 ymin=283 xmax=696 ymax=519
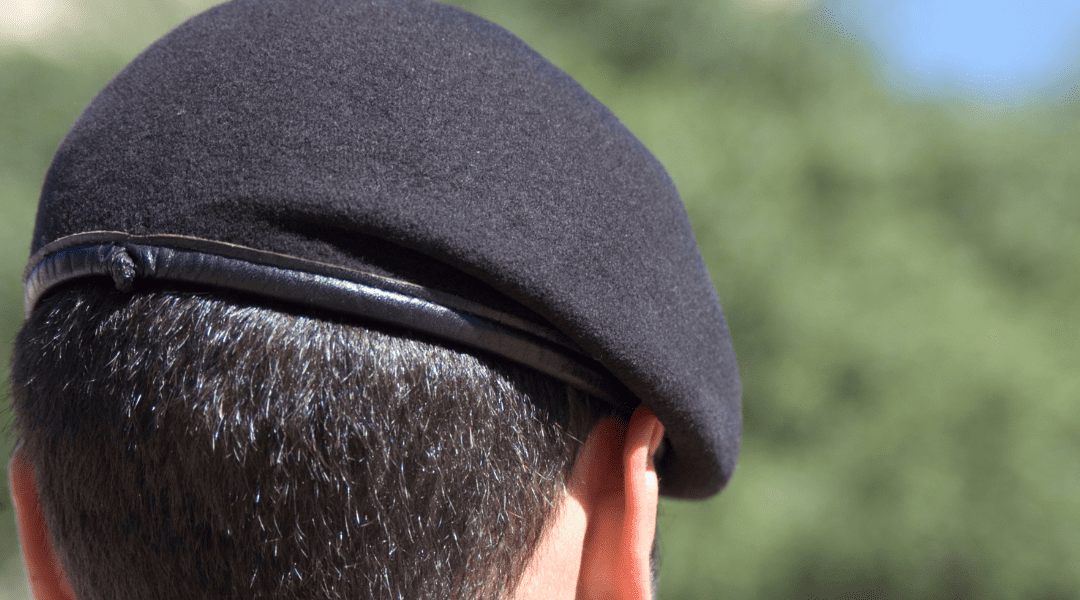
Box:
xmin=10 ymin=281 xmax=665 ymax=599
xmin=9 ymin=0 xmax=740 ymax=598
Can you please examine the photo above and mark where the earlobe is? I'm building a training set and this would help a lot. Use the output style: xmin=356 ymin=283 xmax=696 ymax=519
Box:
xmin=9 ymin=447 xmax=78 ymax=600
xmin=576 ymin=406 xmax=664 ymax=600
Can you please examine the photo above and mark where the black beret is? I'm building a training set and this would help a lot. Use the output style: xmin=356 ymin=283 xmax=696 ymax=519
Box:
xmin=24 ymin=0 xmax=740 ymax=498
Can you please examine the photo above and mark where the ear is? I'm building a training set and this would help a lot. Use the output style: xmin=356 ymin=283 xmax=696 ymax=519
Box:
xmin=574 ymin=405 xmax=665 ymax=600
xmin=9 ymin=445 xmax=78 ymax=600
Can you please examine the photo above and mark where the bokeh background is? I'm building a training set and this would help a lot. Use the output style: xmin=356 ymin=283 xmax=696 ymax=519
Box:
xmin=2 ymin=0 xmax=1079 ymax=598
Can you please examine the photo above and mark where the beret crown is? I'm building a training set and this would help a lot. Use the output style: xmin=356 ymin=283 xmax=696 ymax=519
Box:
xmin=30 ymin=0 xmax=740 ymax=498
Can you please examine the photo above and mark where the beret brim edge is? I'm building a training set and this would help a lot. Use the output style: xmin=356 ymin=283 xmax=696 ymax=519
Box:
xmin=25 ymin=231 xmax=638 ymax=411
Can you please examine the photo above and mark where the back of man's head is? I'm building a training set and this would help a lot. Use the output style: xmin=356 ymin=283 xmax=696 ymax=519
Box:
xmin=10 ymin=0 xmax=741 ymax=598
xmin=12 ymin=281 xmax=610 ymax=599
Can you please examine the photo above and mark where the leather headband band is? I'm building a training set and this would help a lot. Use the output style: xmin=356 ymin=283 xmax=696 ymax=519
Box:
xmin=24 ymin=232 xmax=634 ymax=408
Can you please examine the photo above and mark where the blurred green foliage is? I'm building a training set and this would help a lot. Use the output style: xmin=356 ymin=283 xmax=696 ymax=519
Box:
xmin=2 ymin=0 xmax=1079 ymax=598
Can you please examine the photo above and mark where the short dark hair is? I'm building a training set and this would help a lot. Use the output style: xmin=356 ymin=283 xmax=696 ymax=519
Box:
xmin=11 ymin=280 xmax=614 ymax=600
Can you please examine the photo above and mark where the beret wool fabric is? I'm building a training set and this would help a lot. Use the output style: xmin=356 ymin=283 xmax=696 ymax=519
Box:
xmin=28 ymin=0 xmax=741 ymax=498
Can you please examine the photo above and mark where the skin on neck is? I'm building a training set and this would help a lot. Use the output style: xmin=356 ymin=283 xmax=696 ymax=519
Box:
xmin=10 ymin=407 xmax=665 ymax=600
